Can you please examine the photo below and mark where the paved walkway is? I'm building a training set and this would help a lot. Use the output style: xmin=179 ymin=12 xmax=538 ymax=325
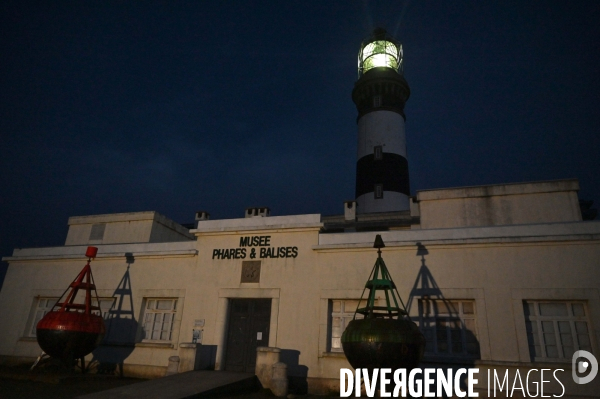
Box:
xmin=0 ymin=374 xmax=145 ymax=399
xmin=77 ymin=370 xmax=257 ymax=399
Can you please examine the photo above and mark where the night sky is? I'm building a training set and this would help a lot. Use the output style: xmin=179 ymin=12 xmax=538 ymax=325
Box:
xmin=1 ymin=1 xmax=599 ymax=287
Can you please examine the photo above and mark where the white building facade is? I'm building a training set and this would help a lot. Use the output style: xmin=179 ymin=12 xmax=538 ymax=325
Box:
xmin=1 ymin=179 xmax=599 ymax=397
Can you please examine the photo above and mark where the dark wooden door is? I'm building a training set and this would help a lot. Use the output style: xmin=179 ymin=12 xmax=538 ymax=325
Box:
xmin=224 ymin=298 xmax=271 ymax=372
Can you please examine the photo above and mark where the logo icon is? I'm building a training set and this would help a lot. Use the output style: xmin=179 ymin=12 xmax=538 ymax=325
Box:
xmin=572 ymin=350 xmax=598 ymax=384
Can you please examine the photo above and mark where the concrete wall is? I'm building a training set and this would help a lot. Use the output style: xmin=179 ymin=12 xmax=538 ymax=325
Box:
xmin=417 ymin=179 xmax=582 ymax=229
xmin=1 ymin=211 xmax=599 ymax=396
xmin=312 ymin=222 xmax=600 ymax=396
xmin=0 ymin=241 xmax=196 ymax=377
xmin=65 ymin=211 xmax=194 ymax=245
xmin=191 ymin=214 xmax=323 ymax=375
xmin=0 ymin=241 xmax=197 ymax=378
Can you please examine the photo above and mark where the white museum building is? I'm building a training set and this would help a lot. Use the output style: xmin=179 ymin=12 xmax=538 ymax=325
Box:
xmin=1 ymin=29 xmax=599 ymax=397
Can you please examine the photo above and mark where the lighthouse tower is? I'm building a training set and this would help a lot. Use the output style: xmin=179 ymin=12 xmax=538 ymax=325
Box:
xmin=353 ymin=28 xmax=411 ymax=214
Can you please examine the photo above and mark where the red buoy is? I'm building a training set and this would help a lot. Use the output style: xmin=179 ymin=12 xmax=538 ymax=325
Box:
xmin=36 ymin=247 xmax=105 ymax=364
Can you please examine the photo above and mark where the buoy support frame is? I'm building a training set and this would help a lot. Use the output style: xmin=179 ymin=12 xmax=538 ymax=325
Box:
xmin=51 ymin=246 xmax=102 ymax=315
xmin=354 ymin=234 xmax=409 ymax=319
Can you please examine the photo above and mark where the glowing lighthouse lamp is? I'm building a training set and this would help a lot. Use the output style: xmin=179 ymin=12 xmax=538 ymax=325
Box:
xmin=358 ymin=34 xmax=402 ymax=76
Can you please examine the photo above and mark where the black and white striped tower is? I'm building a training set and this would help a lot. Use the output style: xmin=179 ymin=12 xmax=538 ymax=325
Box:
xmin=353 ymin=28 xmax=410 ymax=214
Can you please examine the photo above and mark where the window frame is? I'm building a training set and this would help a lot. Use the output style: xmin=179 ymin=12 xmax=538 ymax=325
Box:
xmin=418 ymin=299 xmax=480 ymax=358
xmin=89 ymin=223 xmax=106 ymax=241
xmin=374 ymin=145 xmax=383 ymax=160
xmin=373 ymin=95 xmax=382 ymax=108
xmin=27 ymin=297 xmax=59 ymax=337
xmin=523 ymin=300 xmax=593 ymax=362
xmin=141 ymin=298 xmax=178 ymax=343
xmin=374 ymin=184 xmax=383 ymax=199
xmin=329 ymin=299 xmax=377 ymax=353
xmin=27 ymin=297 xmax=116 ymax=338
xmin=92 ymin=297 xmax=116 ymax=320
xmin=330 ymin=300 xmax=359 ymax=352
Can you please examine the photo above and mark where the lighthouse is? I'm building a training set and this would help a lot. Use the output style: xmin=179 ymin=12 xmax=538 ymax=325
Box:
xmin=353 ymin=28 xmax=411 ymax=214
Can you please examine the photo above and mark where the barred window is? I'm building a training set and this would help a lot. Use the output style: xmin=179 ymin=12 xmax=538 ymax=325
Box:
xmin=524 ymin=301 xmax=592 ymax=361
xmin=419 ymin=299 xmax=479 ymax=357
xmin=142 ymin=298 xmax=177 ymax=342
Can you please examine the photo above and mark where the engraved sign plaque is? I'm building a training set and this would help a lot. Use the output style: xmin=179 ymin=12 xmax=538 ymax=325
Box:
xmin=241 ymin=261 xmax=261 ymax=283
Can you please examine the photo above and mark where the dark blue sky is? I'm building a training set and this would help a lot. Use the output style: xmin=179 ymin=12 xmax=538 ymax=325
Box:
xmin=1 ymin=1 xmax=599 ymax=282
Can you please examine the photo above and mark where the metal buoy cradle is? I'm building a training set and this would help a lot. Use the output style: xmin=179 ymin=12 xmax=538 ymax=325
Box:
xmin=35 ymin=246 xmax=106 ymax=370
xmin=341 ymin=235 xmax=425 ymax=371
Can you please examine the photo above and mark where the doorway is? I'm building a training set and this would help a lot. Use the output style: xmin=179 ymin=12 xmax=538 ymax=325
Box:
xmin=224 ymin=298 xmax=272 ymax=372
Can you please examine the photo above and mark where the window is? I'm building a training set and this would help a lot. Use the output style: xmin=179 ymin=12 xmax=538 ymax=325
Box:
xmin=373 ymin=95 xmax=382 ymax=108
xmin=142 ymin=299 xmax=177 ymax=342
xmin=374 ymin=145 xmax=383 ymax=160
xmin=419 ymin=299 xmax=479 ymax=357
xmin=524 ymin=301 xmax=592 ymax=361
xmin=92 ymin=298 xmax=115 ymax=320
xmin=374 ymin=184 xmax=383 ymax=199
xmin=28 ymin=297 xmax=58 ymax=336
xmin=330 ymin=299 xmax=373 ymax=352
xmin=28 ymin=297 xmax=115 ymax=337
xmin=89 ymin=223 xmax=106 ymax=241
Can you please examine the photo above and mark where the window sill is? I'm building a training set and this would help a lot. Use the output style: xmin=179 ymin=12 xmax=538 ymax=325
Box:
xmin=529 ymin=358 xmax=573 ymax=365
xmin=421 ymin=356 xmax=571 ymax=370
xmin=422 ymin=355 xmax=480 ymax=365
xmin=100 ymin=341 xmax=135 ymax=348
xmin=320 ymin=351 xmax=347 ymax=358
xmin=136 ymin=341 xmax=174 ymax=349
xmin=473 ymin=359 xmax=573 ymax=369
